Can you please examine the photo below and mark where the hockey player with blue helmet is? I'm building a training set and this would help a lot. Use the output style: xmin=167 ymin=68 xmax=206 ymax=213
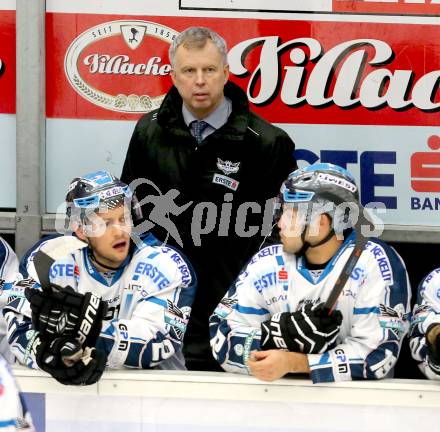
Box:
xmin=0 ymin=237 xmax=19 ymax=363
xmin=210 ymin=163 xmax=411 ymax=383
xmin=4 ymin=170 xmax=196 ymax=385
xmin=410 ymin=270 xmax=440 ymax=380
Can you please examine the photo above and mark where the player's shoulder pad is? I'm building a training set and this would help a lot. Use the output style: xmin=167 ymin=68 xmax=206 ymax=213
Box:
xmin=0 ymin=236 xmax=10 ymax=259
xmin=236 ymin=244 xmax=284 ymax=287
xmin=247 ymin=244 xmax=284 ymax=269
xmin=20 ymin=233 xmax=63 ymax=275
xmin=362 ymin=237 xmax=407 ymax=285
xmin=0 ymin=236 xmax=17 ymax=277
xmin=25 ymin=235 xmax=77 ymax=283
xmin=419 ymin=267 xmax=440 ymax=294
xmin=130 ymin=244 xmax=194 ymax=289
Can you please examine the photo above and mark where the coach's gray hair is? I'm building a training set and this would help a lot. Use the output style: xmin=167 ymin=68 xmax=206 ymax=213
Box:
xmin=169 ymin=26 xmax=228 ymax=68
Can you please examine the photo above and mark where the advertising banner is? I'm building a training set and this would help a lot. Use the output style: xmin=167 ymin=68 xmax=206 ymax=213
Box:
xmin=0 ymin=9 xmax=15 ymax=115
xmin=45 ymin=11 xmax=439 ymax=229
xmin=181 ymin=0 xmax=440 ymax=16
xmin=48 ymin=15 xmax=439 ymax=125
xmin=0 ymin=6 xmax=16 ymax=208
xmin=20 ymin=390 xmax=440 ymax=432
xmin=333 ymin=0 xmax=440 ymax=16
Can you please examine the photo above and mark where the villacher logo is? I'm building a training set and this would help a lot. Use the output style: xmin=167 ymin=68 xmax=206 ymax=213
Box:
xmin=65 ymin=20 xmax=178 ymax=113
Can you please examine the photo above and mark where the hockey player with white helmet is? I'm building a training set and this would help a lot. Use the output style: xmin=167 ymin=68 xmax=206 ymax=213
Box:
xmin=4 ymin=170 xmax=196 ymax=385
xmin=210 ymin=163 xmax=411 ymax=382
xmin=410 ymin=270 xmax=440 ymax=380
xmin=0 ymin=236 xmax=19 ymax=363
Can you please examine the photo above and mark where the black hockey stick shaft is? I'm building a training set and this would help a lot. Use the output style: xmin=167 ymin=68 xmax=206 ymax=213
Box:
xmin=324 ymin=212 xmax=371 ymax=314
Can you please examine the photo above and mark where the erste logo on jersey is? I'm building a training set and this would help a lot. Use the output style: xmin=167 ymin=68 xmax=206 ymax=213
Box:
xmin=65 ymin=20 xmax=178 ymax=113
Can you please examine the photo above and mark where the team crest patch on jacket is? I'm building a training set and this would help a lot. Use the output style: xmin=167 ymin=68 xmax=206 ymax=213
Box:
xmin=164 ymin=300 xmax=189 ymax=341
xmin=214 ymin=297 xmax=237 ymax=319
xmin=217 ymin=158 xmax=240 ymax=176
xmin=379 ymin=303 xmax=407 ymax=338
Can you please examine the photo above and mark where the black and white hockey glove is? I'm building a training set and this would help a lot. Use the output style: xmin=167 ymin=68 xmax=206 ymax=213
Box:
xmin=426 ymin=324 xmax=440 ymax=375
xmin=25 ymin=283 xmax=107 ymax=348
xmin=261 ymin=302 xmax=343 ymax=354
xmin=33 ymin=335 xmax=107 ymax=385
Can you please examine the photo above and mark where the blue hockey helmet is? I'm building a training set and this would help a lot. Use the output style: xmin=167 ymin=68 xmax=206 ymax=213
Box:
xmin=65 ymin=170 xmax=142 ymax=226
xmin=280 ymin=163 xmax=359 ymax=207
xmin=276 ymin=163 xmax=359 ymax=233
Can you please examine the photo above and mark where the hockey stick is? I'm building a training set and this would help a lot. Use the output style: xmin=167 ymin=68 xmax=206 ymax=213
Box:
xmin=32 ymin=236 xmax=88 ymax=291
xmin=323 ymin=202 xmax=373 ymax=314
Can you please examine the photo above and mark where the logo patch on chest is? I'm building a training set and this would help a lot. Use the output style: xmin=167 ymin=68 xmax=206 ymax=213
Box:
xmin=217 ymin=158 xmax=240 ymax=175
xmin=212 ymin=173 xmax=239 ymax=191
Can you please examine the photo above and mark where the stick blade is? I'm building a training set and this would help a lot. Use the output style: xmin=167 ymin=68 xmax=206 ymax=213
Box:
xmin=33 ymin=236 xmax=88 ymax=291
xmin=39 ymin=236 xmax=88 ymax=261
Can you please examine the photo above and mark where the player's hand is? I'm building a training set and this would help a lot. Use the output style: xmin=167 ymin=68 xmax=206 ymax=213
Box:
xmin=426 ymin=323 xmax=440 ymax=374
xmin=247 ymin=350 xmax=310 ymax=381
xmin=261 ymin=302 xmax=342 ymax=354
xmin=33 ymin=336 xmax=107 ymax=385
xmin=25 ymin=284 xmax=107 ymax=347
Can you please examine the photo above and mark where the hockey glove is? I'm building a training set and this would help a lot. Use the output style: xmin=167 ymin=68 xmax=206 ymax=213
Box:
xmin=426 ymin=323 xmax=440 ymax=375
xmin=25 ymin=284 xmax=107 ymax=348
xmin=261 ymin=302 xmax=343 ymax=354
xmin=33 ymin=336 xmax=107 ymax=385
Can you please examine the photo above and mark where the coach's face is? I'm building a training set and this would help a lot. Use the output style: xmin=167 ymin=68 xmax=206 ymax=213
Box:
xmin=171 ymin=40 xmax=229 ymax=119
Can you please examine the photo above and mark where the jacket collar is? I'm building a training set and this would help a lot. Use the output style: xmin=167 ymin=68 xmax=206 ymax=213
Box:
xmin=157 ymin=81 xmax=250 ymax=140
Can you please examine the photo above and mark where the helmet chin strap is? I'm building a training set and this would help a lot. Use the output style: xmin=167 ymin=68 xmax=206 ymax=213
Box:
xmin=296 ymin=225 xmax=335 ymax=256
xmin=84 ymin=239 xmax=124 ymax=271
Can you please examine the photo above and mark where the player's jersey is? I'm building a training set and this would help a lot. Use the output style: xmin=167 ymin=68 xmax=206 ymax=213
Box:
xmin=0 ymin=237 xmax=19 ymax=363
xmin=210 ymin=232 xmax=411 ymax=383
xmin=0 ymin=355 xmax=34 ymax=431
xmin=409 ymin=268 xmax=440 ymax=380
xmin=4 ymin=237 xmax=197 ymax=370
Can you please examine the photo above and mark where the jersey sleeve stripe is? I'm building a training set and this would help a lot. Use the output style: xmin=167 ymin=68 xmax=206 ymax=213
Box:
xmin=145 ymin=296 xmax=167 ymax=308
xmin=353 ymin=306 xmax=380 ymax=315
xmin=235 ymin=304 xmax=270 ymax=315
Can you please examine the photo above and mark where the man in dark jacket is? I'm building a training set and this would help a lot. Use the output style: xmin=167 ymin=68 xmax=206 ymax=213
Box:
xmin=121 ymin=26 xmax=296 ymax=370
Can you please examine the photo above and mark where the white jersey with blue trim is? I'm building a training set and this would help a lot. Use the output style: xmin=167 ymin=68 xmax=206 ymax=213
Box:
xmin=210 ymin=232 xmax=411 ymax=383
xmin=410 ymin=268 xmax=440 ymax=380
xmin=0 ymin=237 xmax=19 ymax=363
xmin=0 ymin=355 xmax=34 ymax=431
xmin=4 ymin=237 xmax=196 ymax=371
